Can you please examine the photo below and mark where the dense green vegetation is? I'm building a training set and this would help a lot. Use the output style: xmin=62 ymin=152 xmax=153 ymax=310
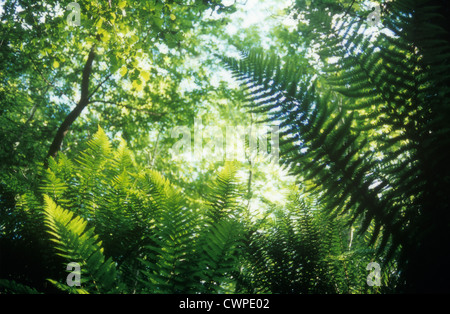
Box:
xmin=1 ymin=0 xmax=449 ymax=294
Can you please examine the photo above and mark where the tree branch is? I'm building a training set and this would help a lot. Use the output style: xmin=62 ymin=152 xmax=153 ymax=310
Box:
xmin=343 ymin=0 xmax=357 ymax=18
xmin=27 ymin=52 xmax=77 ymax=107
xmin=44 ymin=46 xmax=96 ymax=168
xmin=89 ymin=99 xmax=166 ymax=117
xmin=88 ymin=72 xmax=114 ymax=100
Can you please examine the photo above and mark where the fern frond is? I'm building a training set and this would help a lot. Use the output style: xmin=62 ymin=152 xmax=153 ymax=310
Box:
xmin=42 ymin=195 xmax=117 ymax=293
xmin=0 ymin=279 xmax=42 ymax=294
xmin=204 ymin=161 xmax=242 ymax=223
xmin=76 ymin=126 xmax=112 ymax=172
xmin=225 ymin=0 xmax=450 ymax=292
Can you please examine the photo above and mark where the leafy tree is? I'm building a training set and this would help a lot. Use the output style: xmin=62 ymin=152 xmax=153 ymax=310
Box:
xmin=0 ymin=0 xmax=235 ymax=186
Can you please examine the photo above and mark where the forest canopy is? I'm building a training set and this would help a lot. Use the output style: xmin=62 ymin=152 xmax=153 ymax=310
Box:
xmin=1 ymin=0 xmax=450 ymax=295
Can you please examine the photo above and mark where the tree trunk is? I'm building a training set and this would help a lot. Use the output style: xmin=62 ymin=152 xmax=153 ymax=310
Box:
xmin=44 ymin=46 xmax=96 ymax=168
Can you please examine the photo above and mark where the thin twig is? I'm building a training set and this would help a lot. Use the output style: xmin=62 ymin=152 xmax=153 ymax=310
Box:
xmin=89 ymin=99 xmax=166 ymax=117
xmin=88 ymin=72 xmax=114 ymax=100
xmin=151 ymin=126 xmax=162 ymax=169
xmin=343 ymin=0 xmax=357 ymax=19
xmin=28 ymin=55 xmax=77 ymax=107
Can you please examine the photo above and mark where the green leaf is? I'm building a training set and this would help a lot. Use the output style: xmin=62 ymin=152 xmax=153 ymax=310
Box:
xmin=140 ymin=70 xmax=150 ymax=82
xmin=119 ymin=66 xmax=127 ymax=77
xmin=43 ymin=195 xmax=117 ymax=293
xmin=118 ymin=0 xmax=127 ymax=9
